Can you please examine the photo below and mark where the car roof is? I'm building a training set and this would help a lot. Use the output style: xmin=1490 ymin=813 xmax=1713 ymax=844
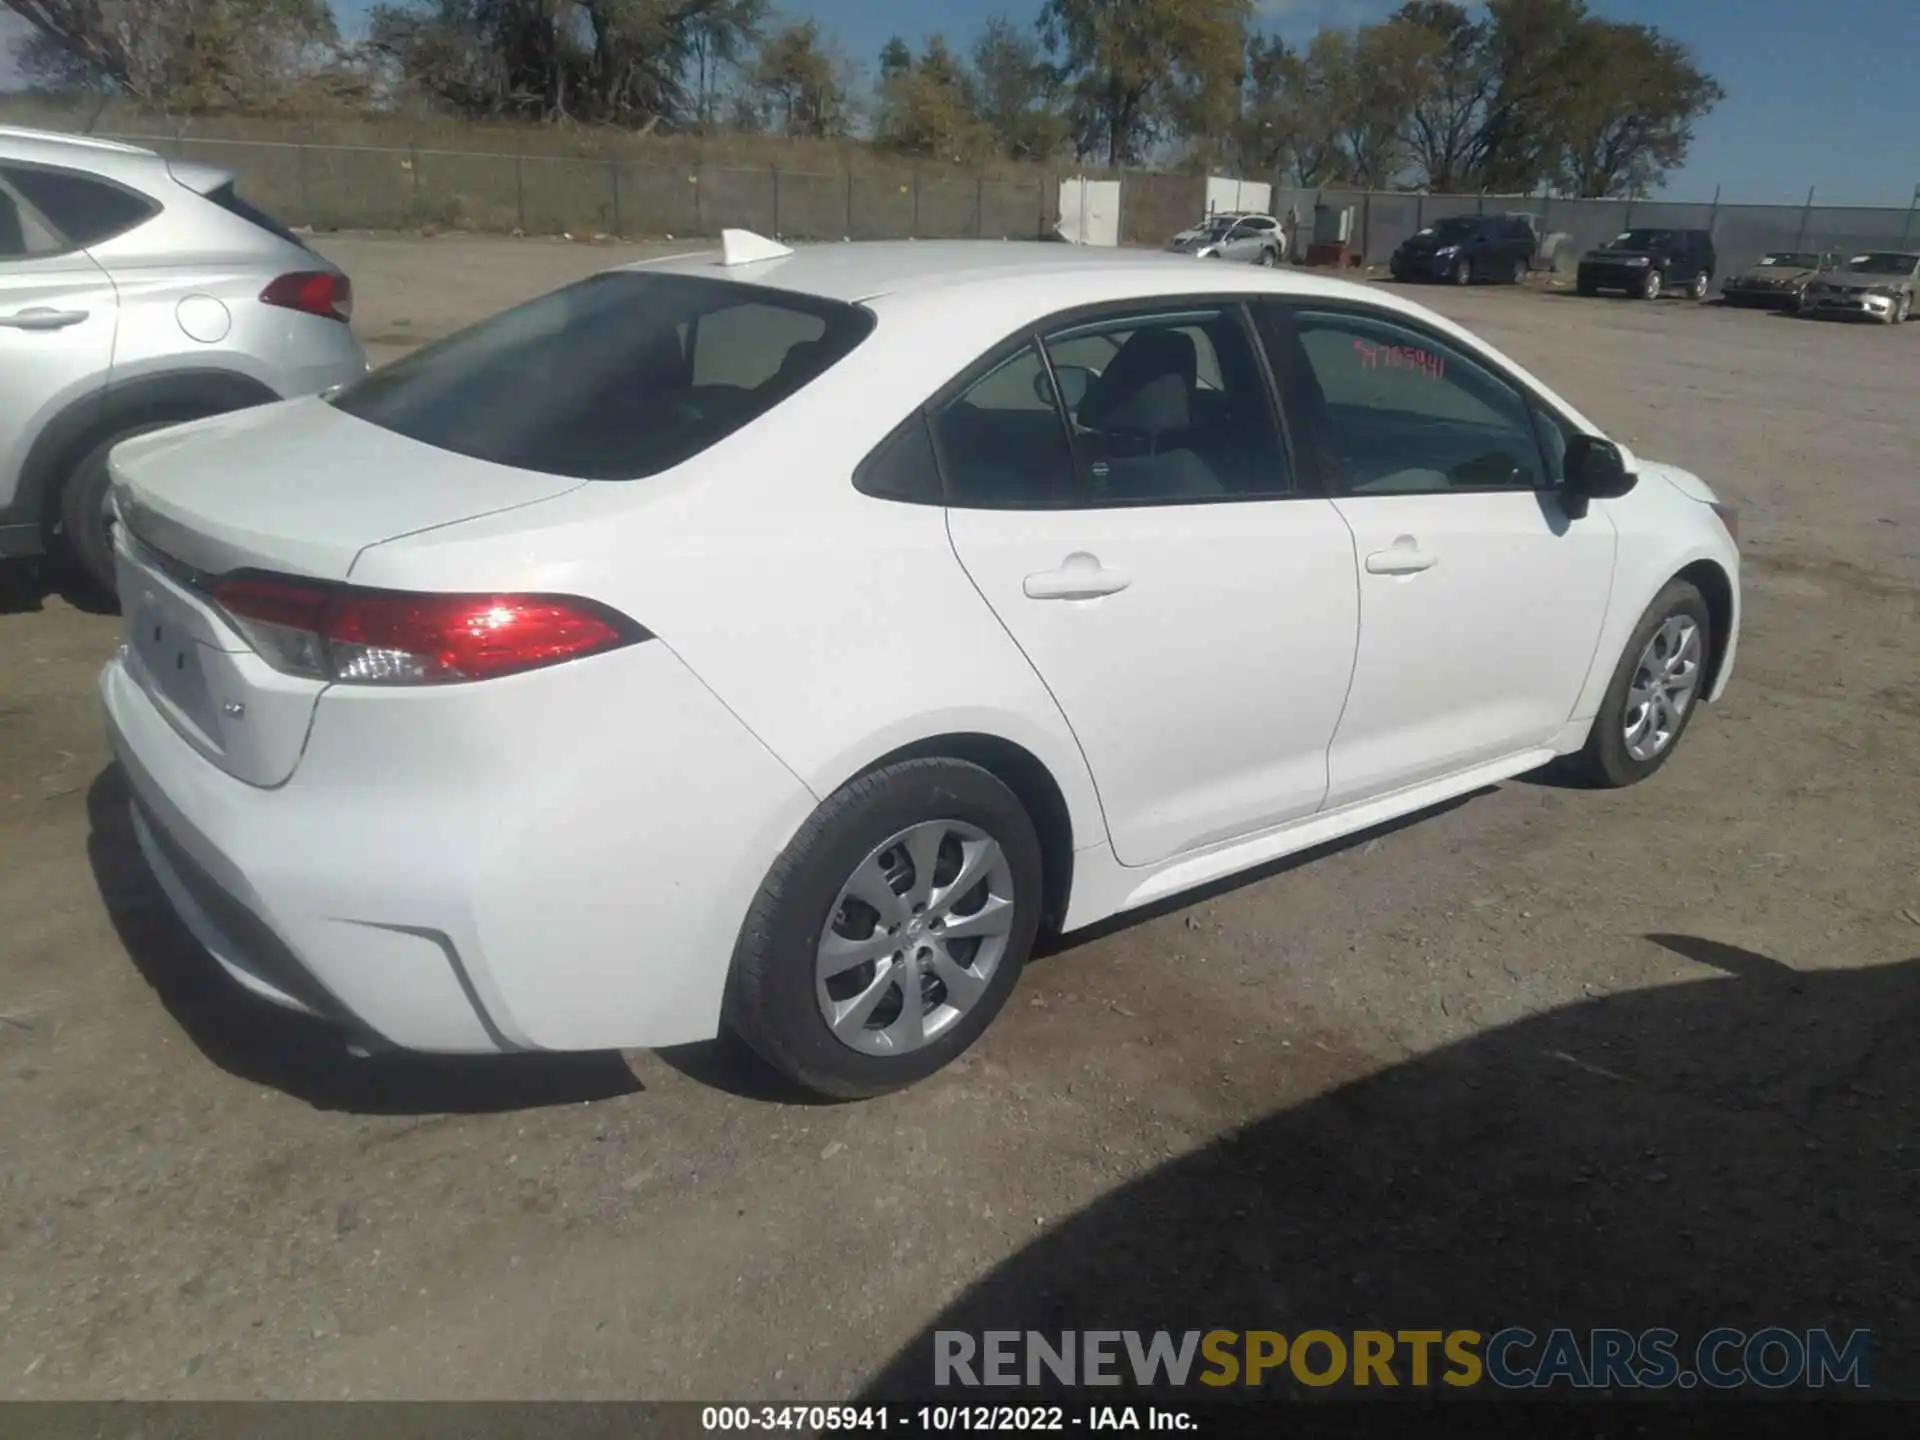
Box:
xmin=0 ymin=124 xmax=161 ymax=164
xmin=629 ymin=239 xmax=1353 ymax=304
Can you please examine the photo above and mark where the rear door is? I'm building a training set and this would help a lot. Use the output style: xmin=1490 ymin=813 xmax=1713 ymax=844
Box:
xmin=1259 ymin=299 xmax=1616 ymax=808
xmin=942 ymin=301 xmax=1360 ymax=868
xmin=0 ymin=171 xmax=119 ymax=527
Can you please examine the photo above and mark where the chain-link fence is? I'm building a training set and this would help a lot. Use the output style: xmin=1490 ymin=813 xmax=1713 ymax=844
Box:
xmin=19 ymin=106 xmax=1918 ymax=270
xmin=1272 ymin=186 xmax=1920 ymax=278
xmin=100 ymin=132 xmax=1063 ymax=241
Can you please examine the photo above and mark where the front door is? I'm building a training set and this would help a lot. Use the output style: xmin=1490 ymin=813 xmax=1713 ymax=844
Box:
xmin=1262 ymin=301 xmax=1618 ymax=809
xmin=940 ymin=302 xmax=1360 ymax=867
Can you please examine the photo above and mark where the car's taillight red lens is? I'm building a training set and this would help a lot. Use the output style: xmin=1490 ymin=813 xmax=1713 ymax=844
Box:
xmin=260 ymin=271 xmax=352 ymax=322
xmin=212 ymin=575 xmax=647 ymax=685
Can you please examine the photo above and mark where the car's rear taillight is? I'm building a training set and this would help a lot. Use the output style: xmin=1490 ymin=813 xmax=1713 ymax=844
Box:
xmin=260 ymin=271 xmax=353 ymax=323
xmin=212 ymin=574 xmax=647 ymax=685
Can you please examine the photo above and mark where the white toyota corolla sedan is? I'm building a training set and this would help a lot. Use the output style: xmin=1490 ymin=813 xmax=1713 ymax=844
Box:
xmin=100 ymin=233 xmax=1740 ymax=1098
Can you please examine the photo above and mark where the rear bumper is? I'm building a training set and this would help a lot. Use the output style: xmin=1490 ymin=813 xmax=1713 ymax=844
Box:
xmin=100 ymin=638 xmax=818 ymax=1054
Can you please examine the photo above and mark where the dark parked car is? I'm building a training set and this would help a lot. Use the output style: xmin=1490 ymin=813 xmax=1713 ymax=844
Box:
xmin=1576 ymin=229 xmax=1717 ymax=301
xmin=1721 ymin=250 xmax=1833 ymax=310
xmin=1390 ymin=213 xmax=1537 ymax=285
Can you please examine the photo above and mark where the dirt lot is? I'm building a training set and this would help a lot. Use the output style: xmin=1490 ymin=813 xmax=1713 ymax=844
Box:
xmin=2 ymin=235 xmax=1917 ymax=1400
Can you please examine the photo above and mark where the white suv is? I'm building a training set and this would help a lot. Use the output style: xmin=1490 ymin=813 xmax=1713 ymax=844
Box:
xmin=0 ymin=125 xmax=368 ymax=600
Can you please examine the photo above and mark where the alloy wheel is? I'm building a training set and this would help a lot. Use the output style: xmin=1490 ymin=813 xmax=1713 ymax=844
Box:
xmin=1643 ymin=270 xmax=1663 ymax=300
xmin=1623 ymin=615 xmax=1702 ymax=762
xmin=815 ymin=820 xmax=1017 ymax=1056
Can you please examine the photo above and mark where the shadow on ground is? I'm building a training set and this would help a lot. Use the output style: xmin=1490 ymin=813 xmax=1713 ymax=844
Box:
xmin=85 ymin=766 xmax=641 ymax=1115
xmin=864 ymin=937 xmax=1919 ymax=1403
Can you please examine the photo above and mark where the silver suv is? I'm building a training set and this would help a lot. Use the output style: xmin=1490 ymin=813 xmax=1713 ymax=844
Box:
xmin=1 ymin=125 xmax=368 ymax=600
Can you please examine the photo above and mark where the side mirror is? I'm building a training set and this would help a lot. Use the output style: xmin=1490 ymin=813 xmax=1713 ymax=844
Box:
xmin=1040 ymin=364 xmax=1095 ymax=411
xmin=1564 ymin=435 xmax=1637 ymax=501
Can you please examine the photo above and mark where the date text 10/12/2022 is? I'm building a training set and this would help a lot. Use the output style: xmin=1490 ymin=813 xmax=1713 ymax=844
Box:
xmin=701 ymin=1407 xmax=1193 ymax=1432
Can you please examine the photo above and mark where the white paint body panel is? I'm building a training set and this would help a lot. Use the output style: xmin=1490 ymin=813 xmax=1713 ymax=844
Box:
xmin=97 ymin=242 xmax=1741 ymax=1055
xmin=947 ymin=498 xmax=1359 ymax=866
xmin=1324 ymin=491 xmax=1617 ymax=807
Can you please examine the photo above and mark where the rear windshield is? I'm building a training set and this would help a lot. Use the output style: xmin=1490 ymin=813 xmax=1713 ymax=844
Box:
xmin=205 ymin=181 xmax=307 ymax=249
xmin=329 ymin=271 xmax=875 ymax=481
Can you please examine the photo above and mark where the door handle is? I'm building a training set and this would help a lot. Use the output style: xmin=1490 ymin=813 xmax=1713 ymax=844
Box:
xmin=0 ymin=308 xmax=88 ymax=331
xmin=1365 ymin=544 xmax=1438 ymax=576
xmin=1023 ymin=552 xmax=1132 ymax=601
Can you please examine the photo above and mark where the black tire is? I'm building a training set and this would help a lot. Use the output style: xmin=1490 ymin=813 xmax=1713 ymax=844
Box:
xmin=726 ymin=758 xmax=1045 ymax=1099
xmin=1689 ymin=270 xmax=1710 ymax=301
xmin=1639 ymin=269 xmax=1663 ymax=301
xmin=1452 ymin=255 xmax=1472 ymax=286
xmin=56 ymin=415 xmax=207 ymax=605
xmin=1510 ymin=256 xmax=1528 ymax=285
xmin=1568 ymin=579 xmax=1712 ymax=789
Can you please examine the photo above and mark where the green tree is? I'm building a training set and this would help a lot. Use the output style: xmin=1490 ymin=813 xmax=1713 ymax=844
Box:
xmin=1038 ymin=0 xmax=1251 ymax=165
xmin=750 ymin=16 xmax=851 ymax=138
xmin=687 ymin=0 xmax=767 ymax=132
xmin=873 ymin=32 xmax=991 ymax=161
xmin=876 ymin=34 xmax=911 ymax=82
xmin=1552 ymin=20 xmax=1722 ymax=196
xmin=970 ymin=13 xmax=1065 ymax=160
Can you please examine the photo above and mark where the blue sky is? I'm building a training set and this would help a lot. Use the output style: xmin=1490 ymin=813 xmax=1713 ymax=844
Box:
xmin=6 ymin=0 xmax=1916 ymax=206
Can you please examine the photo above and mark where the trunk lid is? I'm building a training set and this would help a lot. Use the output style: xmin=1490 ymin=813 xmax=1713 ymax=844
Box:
xmin=109 ymin=397 xmax=585 ymax=582
xmin=108 ymin=398 xmax=585 ymax=786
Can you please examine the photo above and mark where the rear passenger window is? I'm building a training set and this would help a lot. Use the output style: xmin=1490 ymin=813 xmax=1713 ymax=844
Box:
xmin=930 ymin=343 xmax=1078 ymax=509
xmin=856 ymin=412 xmax=944 ymax=505
xmin=1042 ymin=307 xmax=1290 ymax=504
xmin=2 ymin=166 xmax=154 ymax=248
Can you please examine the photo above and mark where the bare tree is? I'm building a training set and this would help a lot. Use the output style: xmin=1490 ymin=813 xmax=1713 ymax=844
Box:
xmin=7 ymin=0 xmax=340 ymax=108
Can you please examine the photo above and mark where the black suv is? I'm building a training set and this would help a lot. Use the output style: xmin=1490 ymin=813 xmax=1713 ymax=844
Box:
xmin=1576 ymin=228 xmax=1717 ymax=301
xmin=1390 ymin=213 xmax=1538 ymax=285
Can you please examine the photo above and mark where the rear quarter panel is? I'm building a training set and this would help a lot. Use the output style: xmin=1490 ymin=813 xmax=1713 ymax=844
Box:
xmin=344 ymin=283 xmax=1130 ymax=859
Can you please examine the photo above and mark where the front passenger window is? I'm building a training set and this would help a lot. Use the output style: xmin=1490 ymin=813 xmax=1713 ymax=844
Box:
xmin=1281 ymin=309 xmax=1547 ymax=495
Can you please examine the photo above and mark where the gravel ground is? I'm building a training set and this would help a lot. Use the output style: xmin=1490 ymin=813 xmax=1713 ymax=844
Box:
xmin=1 ymin=234 xmax=1916 ymax=1400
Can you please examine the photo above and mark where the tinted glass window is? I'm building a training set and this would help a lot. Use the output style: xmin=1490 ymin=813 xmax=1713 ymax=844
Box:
xmin=0 ymin=187 xmax=26 ymax=259
xmin=856 ymin=412 xmax=943 ymax=504
xmin=1043 ymin=307 xmax=1290 ymax=504
xmin=3 ymin=166 xmax=154 ymax=248
xmin=1277 ymin=308 xmax=1545 ymax=495
xmin=331 ymin=272 xmax=873 ymax=481
xmin=930 ymin=343 xmax=1077 ymax=509
xmin=205 ymin=181 xmax=306 ymax=249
